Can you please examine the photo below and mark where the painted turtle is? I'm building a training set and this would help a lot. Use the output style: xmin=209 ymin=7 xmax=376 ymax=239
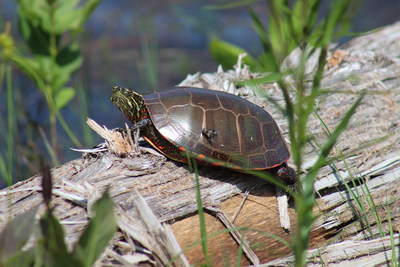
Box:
xmin=111 ymin=86 xmax=296 ymax=184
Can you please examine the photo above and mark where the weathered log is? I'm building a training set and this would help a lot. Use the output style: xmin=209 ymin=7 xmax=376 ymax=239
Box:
xmin=1 ymin=21 xmax=400 ymax=266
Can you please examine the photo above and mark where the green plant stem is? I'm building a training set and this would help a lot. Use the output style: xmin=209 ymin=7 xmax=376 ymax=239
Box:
xmin=387 ymin=205 xmax=398 ymax=267
xmin=43 ymin=87 xmax=82 ymax=148
xmin=194 ymin=164 xmax=209 ymax=264
xmin=187 ymin=155 xmax=210 ymax=265
xmin=0 ymin=61 xmax=13 ymax=185
xmin=49 ymin=113 xmax=57 ymax=155
xmin=6 ymin=64 xmax=13 ymax=186
xmin=9 ymin=54 xmax=82 ymax=148
xmin=48 ymin=0 xmax=59 ymax=150
xmin=76 ymin=81 xmax=93 ymax=146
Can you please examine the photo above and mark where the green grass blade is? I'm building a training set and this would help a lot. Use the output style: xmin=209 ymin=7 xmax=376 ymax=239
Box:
xmin=312 ymin=110 xmax=374 ymax=237
xmin=192 ymin=159 xmax=210 ymax=265
xmin=248 ymin=7 xmax=279 ymax=71
xmin=204 ymin=0 xmax=262 ymax=10
xmin=307 ymin=92 xmax=365 ymax=183
xmin=359 ymin=175 xmax=385 ymax=237
xmin=138 ymin=19 xmax=159 ymax=89
xmin=39 ymin=128 xmax=60 ymax=167
xmin=5 ymin=65 xmax=14 ymax=186
xmin=0 ymin=61 xmax=12 ymax=185
xmin=387 ymin=205 xmax=398 ymax=267
xmin=39 ymin=209 xmax=79 ymax=266
xmin=237 ymin=71 xmax=286 ymax=87
xmin=209 ymin=37 xmax=255 ymax=70
xmin=75 ymin=81 xmax=93 ymax=146
xmin=235 ymin=236 xmax=244 ymax=267
xmin=0 ymin=155 xmax=8 ymax=185
xmin=294 ymin=92 xmax=365 ymax=266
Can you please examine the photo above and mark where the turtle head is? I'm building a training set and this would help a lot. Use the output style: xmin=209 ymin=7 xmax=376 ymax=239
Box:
xmin=111 ymin=86 xmax=145 ymax=123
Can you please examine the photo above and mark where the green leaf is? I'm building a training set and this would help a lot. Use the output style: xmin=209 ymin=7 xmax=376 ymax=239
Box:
xmin=17 ymin=0 xmax=52 ymax=32
xmin=0 ymin=206 xmax=38 ymax=264
xmin=17 ymin=0 xmax=100 ymax=35
xmin=53 ymin=0 xmax=81 ymax=32
xmin=3 ymin=248 xmax=35 ymax=267
xmin=32 ymin=45 xmax=82 ymax=93
xmin=209 ymin=37 xmax=255 ymax=70
xmin=255 ymin=51 xmax=278 ymax=72
xmin=72 ymin=190 xmax=117 ymax=267
xmin=54 ymin=0 xmax=101 ymax=33
xmin=17 ymin=0 xmax=62 ymax=55
xmin=55 ymin=44 xmax=83 ymax=88
xmin=248 ymin=8 xmax=269 ymax=49
xmin=17 ymin=15 xmax=54 ymax=56
xmin=237 ymin=71 xmax=286 ymax=87
xmin=304 ymin=0 xmax=322 ymax=38
xmin=39 ymin=209 xmax=79 ymax=266
xmin=55 ymin=87 xmax=75 ymax=109
xmin=248 ymin=8 xmax=279 ymax=71
xmin=76 ymin=0 xmax=102 ymax=29
xmin=35 ymin=55 xmax=55 ymax=84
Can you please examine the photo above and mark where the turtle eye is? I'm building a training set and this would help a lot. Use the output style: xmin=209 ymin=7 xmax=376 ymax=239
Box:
xmin=112 ymin=85 xmax=120 ymax=95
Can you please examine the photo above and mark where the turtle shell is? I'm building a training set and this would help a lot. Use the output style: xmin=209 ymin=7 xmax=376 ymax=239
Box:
xmin=142 ymin=87 xmax=290 ymax=170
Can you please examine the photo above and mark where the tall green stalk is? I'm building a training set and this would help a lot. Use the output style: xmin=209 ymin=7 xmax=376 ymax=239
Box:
xmin=5 ymin=64 xmax=13 ymax=186
xmin=187 ymin=156 xmax=211 ymax=265
xmin=0 ymin=61 xmax=13 ymax=185
xmin=209 ymin=1 xmax=363 ymax=265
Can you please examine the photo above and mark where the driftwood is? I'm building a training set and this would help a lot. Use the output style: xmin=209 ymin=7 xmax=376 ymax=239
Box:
xmin=1 ymin=21 xmax=400 ymax=266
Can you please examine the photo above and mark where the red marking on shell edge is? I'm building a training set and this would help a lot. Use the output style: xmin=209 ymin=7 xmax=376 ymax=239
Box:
xmin=179 ymin=146 xmax=187 ymax=152
xmin=144 ymin=137 xmax=166 ymax=153
xmin=197 ymin=154 xmax=206 ymax=159
xmin=210 ymin=161 xmax=225 ymax=167
xmin=266 ymin=156 xmax=290 ymax=170
xmin=246 ymin=156 xmax=290 ymax=171
xmin=231 ymin=166 xmax=242 ymax=170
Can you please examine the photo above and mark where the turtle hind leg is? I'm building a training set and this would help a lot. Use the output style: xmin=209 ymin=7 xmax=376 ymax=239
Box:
xmin=275 ymin=163 xmax=297 ymax=185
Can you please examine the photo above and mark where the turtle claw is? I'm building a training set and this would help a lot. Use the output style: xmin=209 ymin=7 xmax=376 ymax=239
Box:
xmin=131 ymin=118 xmax=151 ymax=130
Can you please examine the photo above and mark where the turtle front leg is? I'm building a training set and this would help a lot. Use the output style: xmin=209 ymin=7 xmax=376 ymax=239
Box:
xmin=131 ymin=118 xmax=151 ymax=130
xmin=129 ymin=118 xmax=151 ymax=147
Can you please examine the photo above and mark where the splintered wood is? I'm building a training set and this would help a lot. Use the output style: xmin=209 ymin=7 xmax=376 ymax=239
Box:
xmin=1 ymin=21 xmax=400 ymax=266
xmin=86 ymin=118 xmax=137 ymax=155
